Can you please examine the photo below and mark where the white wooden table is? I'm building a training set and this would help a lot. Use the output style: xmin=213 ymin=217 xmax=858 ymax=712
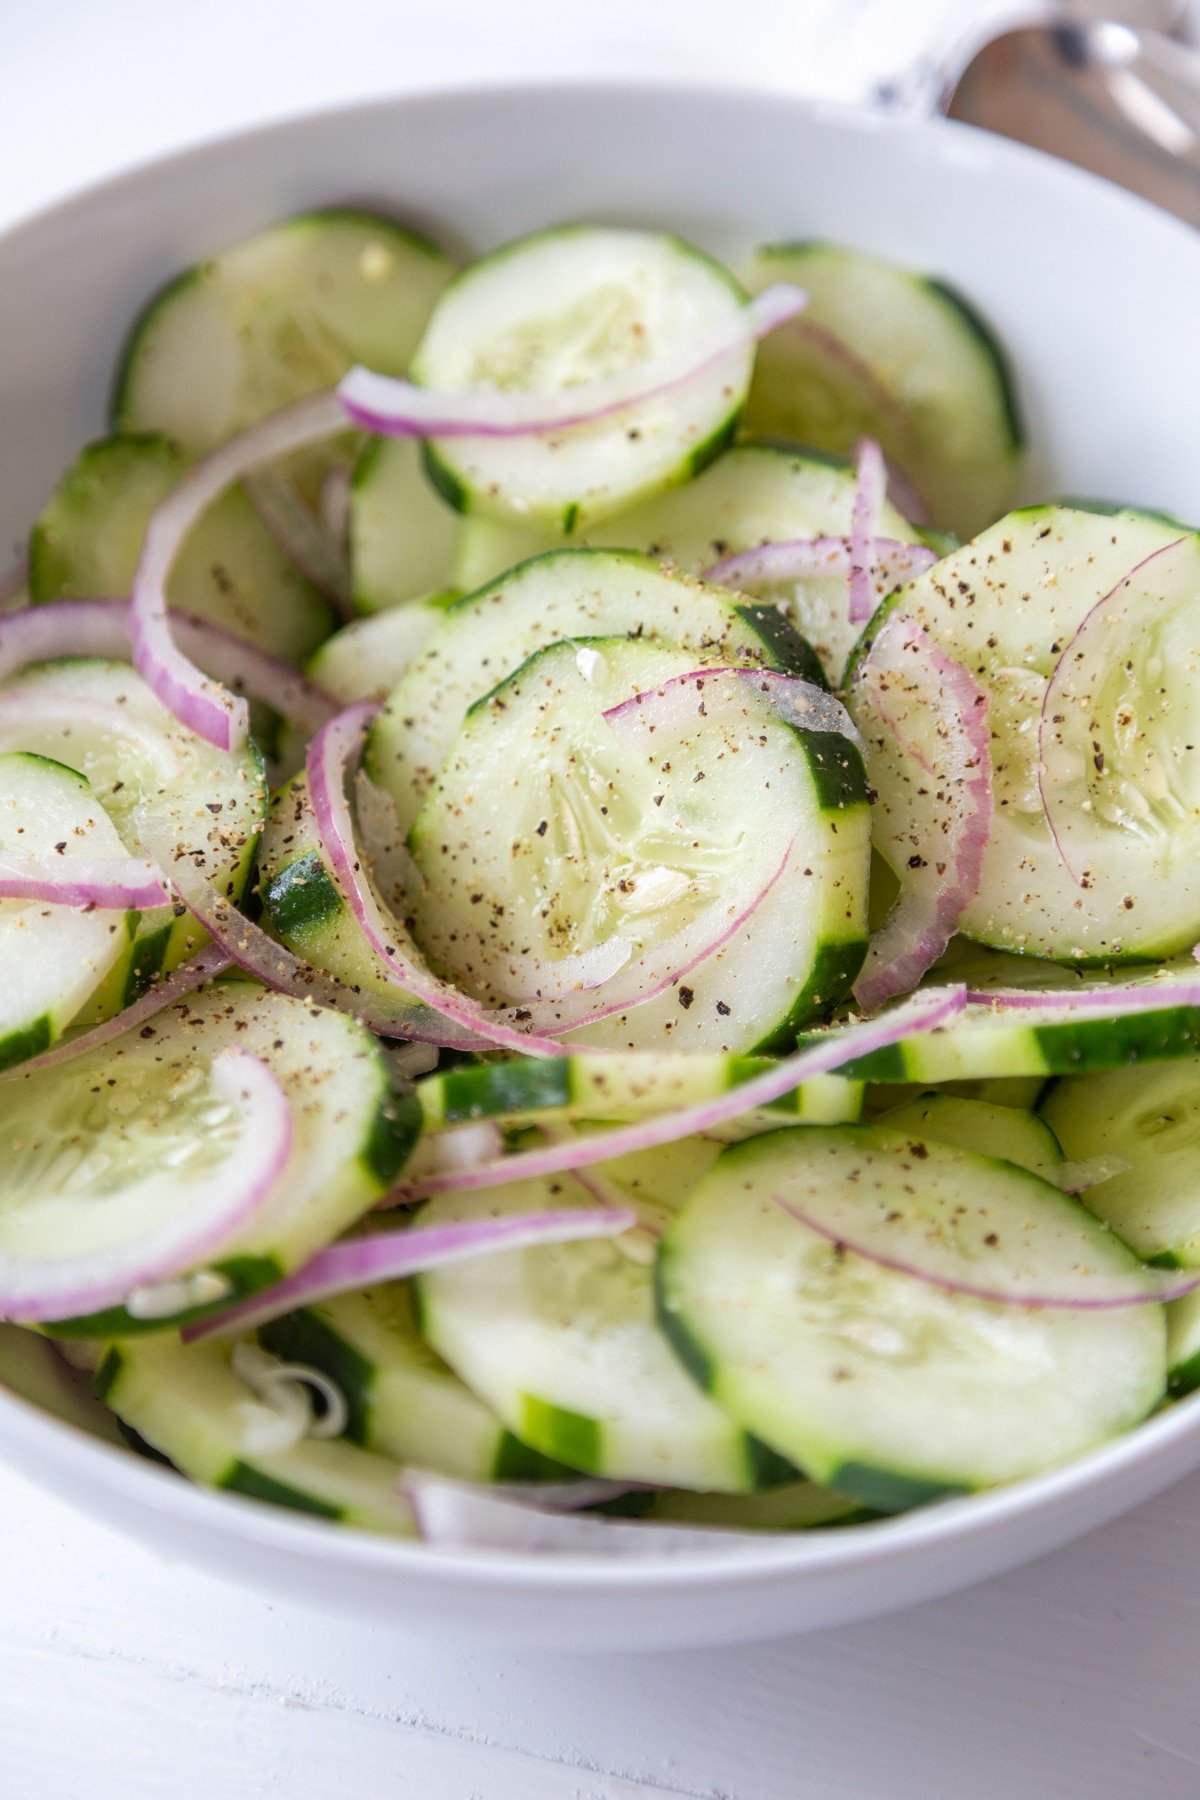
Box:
xmin=4 ymin=3 xmax=1200 ymax=1793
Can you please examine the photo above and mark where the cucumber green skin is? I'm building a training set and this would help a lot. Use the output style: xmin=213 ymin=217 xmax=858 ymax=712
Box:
xmin=822 ymin=1002 xmax=1200 ymax=1085
xmin=258 ymin=1303 xmax=571 ymax=1482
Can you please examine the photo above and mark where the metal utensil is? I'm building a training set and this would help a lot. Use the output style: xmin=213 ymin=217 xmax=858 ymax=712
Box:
xmin=937 ymin=12 xmax=1200 ymax=225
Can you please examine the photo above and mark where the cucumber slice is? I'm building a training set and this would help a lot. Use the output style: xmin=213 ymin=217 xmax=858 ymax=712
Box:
xmin=366 ymin=548 xmax=826 ymax=837
xmin=407 ymin=637 xmax=869 ymax=1052
xmin=873 ymin=1093 xmax=1064 ymax=1182
xmin=452 ymin=442 xmax=926 ymax=682
xmin=1041 ymin=1058 xmax=1200 ymax=1265
xmin=0 ymin=660 xmax=265 ymax=1014
xmin=847 ymin=505 xmax=1198 ymax=963
xmin=0 ymin=753 xmax=134 ymax=1067
xmin=259 ymin=1286 xmax=571 ymax=1482
xmin=414 ymin=1162 xmax=792 ymax=1491
xmin=28 ymin=435 xmax=334 ymax=662
xmin=416 ymin=1050 xmax=861 ymax=1132
xmin=656 ymin=1126 xmax=1165 ymax=1509
xmin=349 ymin=437 xmax=463 ymax=612
xmin=413 ymin=227 xmax=752 ymax=531
xmin=739 ymin=242 xmax=1022 ymax=537
xmin=34 ymin=983 xmax=419 ymax=1336
xmin=114 ymin=210 xmax=454 ymax=453
xmin=96 ymin=1337 xmax=414 ymax=1534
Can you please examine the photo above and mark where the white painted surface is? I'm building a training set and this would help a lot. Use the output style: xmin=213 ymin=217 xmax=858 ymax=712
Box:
xmin=3 ymin=0 xmax=1200 ymax=1792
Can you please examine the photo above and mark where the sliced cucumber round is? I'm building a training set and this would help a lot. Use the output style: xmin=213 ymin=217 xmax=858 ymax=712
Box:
xmin=260 ymin=1285 xmax=571 ymax=1483
xmin=32 ymin=982 xmax=420 ymax=1336
xmin=1041 ymin=1058 xmax=1200 ymax=1265
xmin=453 ymin=441 xmax=927 ymax=682
xmin=656 ymin=1126 xmax=1165 ymax=1509
xmin=29 ymin=434 xmax=334 ymax=661
xmin=847 ymin=505 xmax=1199 ymax=963
xmin=96 ymin=1336 xmax=414 ymax=1534
xmin=306 ymin=590 xmax=455 ymax=701
xmin=873 ymin=1092 xmax=1064 ymax=1182
xmin=412 ymin=226 xmax=752 ymax=531
xmin=366 ymin=548 xmax=826 ymax=837
xmin=349 ymin=437 xmax=463 ymax=612
xmin=0 ymin=659 xmax=265 ymax=1014
xmin=406 ymin=637 xmax=869 ymax=1051
xmin=739 ymin=242 xmax=1022 ymax=537
xmin=413 ymin=1164 xmax=792 ymax=1492
xmin=114 ymin=209 xmax=454 ymax=453
xmin=0 ymin=752 xmax=134 ymax=1067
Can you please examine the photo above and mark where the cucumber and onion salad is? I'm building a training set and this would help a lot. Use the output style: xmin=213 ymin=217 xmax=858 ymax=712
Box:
xmin=0 ymin=202 xmax=1195 ymax=1553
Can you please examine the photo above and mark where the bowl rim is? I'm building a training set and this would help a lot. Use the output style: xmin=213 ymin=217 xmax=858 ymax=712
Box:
xmin=3 ymin=75 xmax=1200 ymax=1592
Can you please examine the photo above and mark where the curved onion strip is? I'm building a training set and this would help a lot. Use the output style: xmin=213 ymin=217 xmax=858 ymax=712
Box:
xmin=1037 ymin=535 xmax=1192 ymax=886
xmin=183 ymin=1207 xmax=637 ymax=1342
xmin=775 ymin=1194 xmax=1200 ymax=1311
xmin=1 ymin=944 xmax=231 ymax=1079
xmin=338 ymin=285 xmax=805 ymax=438
xmin=704 ymin=537 xmax=936 ymax=594
xmin=131 ymin=390 xmax=346 ymax=752
xmin=403 ymin=1473 xmax=767 ymax=1556
xmin=852 ymin=616 xmax=992 ymax=1012
xmin=0 ymin=598 xmax=338 ymax=736
xmin=134 ymin=809 xmax=489 ymax=1050
xmin=0 ymin=691 xmax=180 ymax=778
xmin=0 ymin=854 xmax=171 ymax=910
xmin=964 ymin=975 xmax=1200 ymax=1015
xmin=391 ymin=985 xmax=966 ymax=1202
xmin=244 ymin=468 xmax=353 ymax=615
xmin=307 ymin=702 xmax=581 ymax=1057
xmin=0 ymin=1048 xmax=292 ymax=1323
xmin=848 ymin=439 xmax=888 ymax=626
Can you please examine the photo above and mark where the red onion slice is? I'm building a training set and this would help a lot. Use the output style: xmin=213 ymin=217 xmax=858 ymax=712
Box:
xmin=392 ymin=984 xmax=966 ymax=1202
xmin=964 ymin=972 xmax=1200 ymax=1015
xmin=848 ymin=439 xmax=888 ymax=625
xmin=402 ymin=1473 xmax=768 ymax=1556
xmin=1037 ymin=535 xmax=1193 ymax=886
xmin=704 ymin=536 xmax=937 ymax=594
xmin=852 ymin=615 xmax=993 ymax=1012
xmin=183 ymin=1206 xmax=637 ymax=1341
xmin=307 ymin=702 xmax=583 ymax=1057
xmin=338 ymin=285 xmax=805 ymax=439
xmin=0 ymin=854 xmax=170 ymax=910
xmin=131 ymin=391 xmax=346 ymax=752
xmin=0 ymin=598 xmax=338 ymax=737
xmin=0 ymin=944 xmax=231 ymax=1079
xmin=134 ymin=808 xmax=489 ymax=1050
xmin=1 ymin=1048 xmax=292 ymax=1323
xmin=775 ymin=1190 xmax=1200 ymax=1312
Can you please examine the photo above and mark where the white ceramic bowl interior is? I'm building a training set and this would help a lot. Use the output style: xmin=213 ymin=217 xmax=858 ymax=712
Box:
xmin=1 ymin=82 xmax=1199 ymax=1652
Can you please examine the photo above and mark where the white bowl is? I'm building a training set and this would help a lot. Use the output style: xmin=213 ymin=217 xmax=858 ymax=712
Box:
xmin=2 ymin=82 xmax=1199 ymax=1652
